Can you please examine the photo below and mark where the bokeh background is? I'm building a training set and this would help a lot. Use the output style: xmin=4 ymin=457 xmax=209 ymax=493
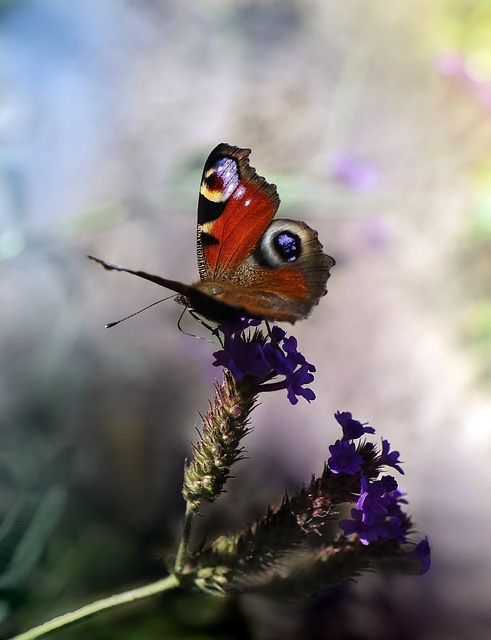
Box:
xmin=2 ymin=0 xmax=491 ymax=638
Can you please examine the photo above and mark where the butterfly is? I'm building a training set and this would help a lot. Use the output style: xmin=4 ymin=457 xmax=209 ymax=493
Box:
xmin=89 ymin=143 xmax=335 ymax=324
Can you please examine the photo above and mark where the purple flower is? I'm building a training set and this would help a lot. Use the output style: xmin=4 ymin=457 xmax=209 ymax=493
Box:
xmin=212 ymin=335 xmax=271 ymax=382
xmin=328 ymin=440 xmax=363 ymax=475
xmin=378 ymin=439 xmax=404 ymax=475
xmin=212 ymin=317 xmax=261 ymax=339
xmin=356 ymin=476 xmax=392 ymax=525
xmin=328 ymin=413 xmax=429 ymax=564
xmin=406 ymin=537 xmax=431 ymax=575
xmin=212 ymin=321 xmax=317 ymax=404
xmin=339 ymin=508 xmax=386 ymax=545
xmin=335 ymin=411 xmax=375 ymax=440
xmin=282 ymin=350 xmax=316 ymax=405
xmin=340 ymin=474 xmax=412 ymax=545
xmin=263 ymin=340 xmax=290 ymax=374
xmin=357 ymin=475 xmax=403 ymax=516
xmin=380 ymin=475 xmax=398 ymax=493
xmin=282 ymin=335 xmax=299 ymax=354
xmin=269 ymin=325 xmax=286 ymax=343
xmin=285 ymin=368 xmax=316 ymax=404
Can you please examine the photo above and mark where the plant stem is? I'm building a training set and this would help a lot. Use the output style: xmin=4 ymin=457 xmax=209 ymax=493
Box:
xmin=174 ymin=501 xmax=195 ymax=574
xmin=9 ymin=574 xmax=179 ymax=640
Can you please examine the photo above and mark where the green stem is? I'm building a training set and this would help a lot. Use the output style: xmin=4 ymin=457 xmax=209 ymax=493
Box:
xmin=174 ymin=502 xmax=195 ymax=574
xmin=9 ymin=574 xmax=179 ymax=640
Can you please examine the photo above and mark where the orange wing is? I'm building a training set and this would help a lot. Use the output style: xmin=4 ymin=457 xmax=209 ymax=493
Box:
xmin=196 ymin=144 xmax=280 ymax=279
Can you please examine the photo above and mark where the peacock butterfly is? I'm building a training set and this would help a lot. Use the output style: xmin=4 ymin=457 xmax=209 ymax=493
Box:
xmin=89 ymin=143 xmax=335 ymax=324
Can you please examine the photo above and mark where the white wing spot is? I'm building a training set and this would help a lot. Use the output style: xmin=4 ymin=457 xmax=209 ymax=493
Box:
xmin=215 ymin=157 xmax=239 ymax=200
xmin=234 ymin=184 xmax=246 ymax=200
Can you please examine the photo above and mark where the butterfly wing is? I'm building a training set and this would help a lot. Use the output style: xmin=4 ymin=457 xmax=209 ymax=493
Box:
xmin=191 ymin=219 xmax=335 ymax=323
xmin=88 ymin=255 xmax=255 ymax=322
xmin=87 ymin=256 xmax=193 ymax=297
xmin=196 ymin=144 xmax=280 ymax=280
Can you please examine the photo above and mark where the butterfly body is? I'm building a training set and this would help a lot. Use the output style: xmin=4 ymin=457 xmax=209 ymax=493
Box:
xmin=89 ymin=143 xmax=334 ymax=324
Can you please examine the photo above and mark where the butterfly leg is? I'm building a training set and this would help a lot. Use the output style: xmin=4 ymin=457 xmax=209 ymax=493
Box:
xmin=264 ymin=320 xmax=278 ymax=344
xmin=177 ymin=307 xmax=216 ymax=342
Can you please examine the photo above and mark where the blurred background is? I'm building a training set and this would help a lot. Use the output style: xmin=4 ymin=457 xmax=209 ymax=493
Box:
xmin=2 ymin=0 xmax=491 ymax=638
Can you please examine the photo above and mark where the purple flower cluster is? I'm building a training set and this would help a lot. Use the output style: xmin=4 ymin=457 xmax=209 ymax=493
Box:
xmin=328 ymin=411 xmax=430 ymax=573
xmin=340 ymin=474 xmax=409 ymax=545
xmin=335 ymin=410 xmax=376 ymax=440
xmin=210 ymin=323 xmax=430 ymax=574
xmin=212 ymin=319 xmax=316 ymax=405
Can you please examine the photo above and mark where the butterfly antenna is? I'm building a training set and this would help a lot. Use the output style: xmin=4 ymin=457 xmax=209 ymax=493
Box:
xmin=105 ymin=296 xmax=174 ymax=328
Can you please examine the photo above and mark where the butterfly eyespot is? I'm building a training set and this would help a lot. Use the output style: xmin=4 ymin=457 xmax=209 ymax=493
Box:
xmin=256 ymin=220 xmax=307 ymax=268
xmin=273 ymin=231 xmax=301 ymax=263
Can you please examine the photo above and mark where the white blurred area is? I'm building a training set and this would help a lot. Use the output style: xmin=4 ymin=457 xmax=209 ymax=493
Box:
xmin=2 ymin=0 xmax=491 ymax=638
